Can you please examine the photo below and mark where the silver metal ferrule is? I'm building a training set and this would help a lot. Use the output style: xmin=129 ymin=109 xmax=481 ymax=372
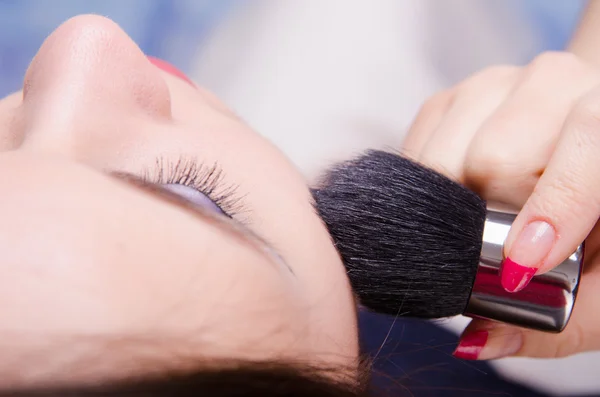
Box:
xmin=464 ymin=209 xmax=585 ymax=333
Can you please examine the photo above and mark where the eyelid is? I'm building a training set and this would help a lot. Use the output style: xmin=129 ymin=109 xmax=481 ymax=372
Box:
xmin=109 ymin=171 xmax=292 ymax=274
xmin=145 ymin=157 xmax=245 ymax=219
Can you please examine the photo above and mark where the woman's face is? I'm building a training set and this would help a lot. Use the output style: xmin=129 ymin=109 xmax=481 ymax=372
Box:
xmin=0 ymin=15 xmax=358 ymax=388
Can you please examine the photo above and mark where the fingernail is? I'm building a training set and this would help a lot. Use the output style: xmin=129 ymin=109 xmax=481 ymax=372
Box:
xmin=454 ymin=329 xmax=523 ymax=360
xmin=501 ymin=221 xmax=556 ymax=292
xmin=453 ymin=330 xmax=488 ymax=360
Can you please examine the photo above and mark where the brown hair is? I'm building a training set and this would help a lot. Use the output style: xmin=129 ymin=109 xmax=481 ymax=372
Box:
xmin=0 ymin=361 xmax=373 ymax=397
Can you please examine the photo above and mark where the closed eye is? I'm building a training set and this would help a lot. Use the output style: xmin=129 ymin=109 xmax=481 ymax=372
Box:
xmin=142 ymin=157 xmax=247 ymax=219
xmin=109 ymin=171 xmax=292 ymax=274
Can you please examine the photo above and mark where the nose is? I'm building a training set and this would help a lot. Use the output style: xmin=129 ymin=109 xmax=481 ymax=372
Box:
xmin=18 ymin=15 xmax=171 ymax=152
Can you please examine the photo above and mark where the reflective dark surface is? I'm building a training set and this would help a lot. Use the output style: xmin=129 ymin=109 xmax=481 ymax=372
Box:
xmin=465 ymin=210 xmax=584 ymax=333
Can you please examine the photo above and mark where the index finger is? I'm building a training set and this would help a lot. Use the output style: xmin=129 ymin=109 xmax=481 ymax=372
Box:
xmin=501 ymin=85 xmax=600 ymax=292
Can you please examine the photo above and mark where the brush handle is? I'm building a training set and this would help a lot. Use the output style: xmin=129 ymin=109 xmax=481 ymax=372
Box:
xmin=464 ymin=209 xmax=584 ymax=333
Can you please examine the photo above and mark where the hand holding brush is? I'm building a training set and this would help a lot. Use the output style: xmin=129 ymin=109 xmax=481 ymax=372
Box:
xmin=400 ymin=53 xmax=600 ymax=360
xmin=314 ymin=52 xmax=600 ymax=361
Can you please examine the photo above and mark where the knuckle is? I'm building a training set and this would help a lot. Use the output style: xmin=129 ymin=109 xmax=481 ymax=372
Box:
xmin=425 ymin=90 xmax=453 ymax=110
xmin=472 ymin=65 xmax=520 ymax=81
xmin=465 ymin=115 xmax=537 ymax=182
xmin=465 ymin=139 xmax=520 ymax=181
xmin=416 ymin=90 xmax=453 ymax=117
xmin=456 ymin=65 xmax=519 ymax=97
xmin=528 ymin=51 xmax=584 ymax=76
xmin=477 ymin=65 xmax=520 ymax=81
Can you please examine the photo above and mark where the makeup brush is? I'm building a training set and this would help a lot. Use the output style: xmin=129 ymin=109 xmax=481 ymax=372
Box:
xmin=311 ymin=150 xmax=584 ymax=333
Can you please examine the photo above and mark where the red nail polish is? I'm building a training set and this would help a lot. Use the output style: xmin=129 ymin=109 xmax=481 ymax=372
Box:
xmin=500 ymin=257 xmax=537 ymax=293
xmin=453 ymin=330 xmax=488 ymax=360
xmin=147 ymin=56 xmax=195 ymax=87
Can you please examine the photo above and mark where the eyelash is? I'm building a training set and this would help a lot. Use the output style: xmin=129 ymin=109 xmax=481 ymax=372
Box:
xmin=143 ymin=157 xmax=247 ymax=218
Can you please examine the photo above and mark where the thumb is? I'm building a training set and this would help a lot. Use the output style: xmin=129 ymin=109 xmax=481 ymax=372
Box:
xmin=500 ymin=88 xmax=600 ymax=293
xmin=454 ymin=274 xmax=600 ymax=360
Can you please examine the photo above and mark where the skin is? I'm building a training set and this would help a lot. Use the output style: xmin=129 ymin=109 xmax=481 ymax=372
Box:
xmin=402 ymin=52 xmax=600 ymax=360
xmin=568 ymin=0 xmax=600 ymax=68
xmin=427 ymin=3 xmax=600 ymax=361
xmin=0 ymin=15 xmax=359 ymax=389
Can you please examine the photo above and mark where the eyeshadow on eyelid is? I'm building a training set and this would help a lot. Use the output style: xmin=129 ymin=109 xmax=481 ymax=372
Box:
xmin=162 ymin=183 xmax=224 ymax=215
xmin=108 ymin=171 xmax=293 ymax=274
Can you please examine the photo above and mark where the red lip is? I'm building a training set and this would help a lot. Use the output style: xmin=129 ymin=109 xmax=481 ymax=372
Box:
xmin=147 ymin=56 xmax=195 ymax=87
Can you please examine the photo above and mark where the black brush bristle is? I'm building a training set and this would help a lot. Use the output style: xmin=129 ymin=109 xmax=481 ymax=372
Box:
xmin=311 ymin=150 xmax=487 ymax=318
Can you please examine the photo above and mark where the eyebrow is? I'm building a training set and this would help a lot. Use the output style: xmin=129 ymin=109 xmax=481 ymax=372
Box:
xmin=109 ymin=172 xmax=291 ymax=273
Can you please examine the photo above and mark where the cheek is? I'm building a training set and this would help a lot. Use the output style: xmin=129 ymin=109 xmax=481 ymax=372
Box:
xmin=0 ymin=235 xmax=308 ymax=389
xmin=165 ymin=75 xmax=240 ymax=122
xmin=0 ymin=194 xmax=309 ymax=361
xmin=206 ymin=144 xmax=361 ymax=362
xmin=169 ymin=122 xmax=361 ymax=357
xmin=101 ymin=114 xmax=361 ymax=361
xmin=0 ymin=209 xmax=299 ymax=327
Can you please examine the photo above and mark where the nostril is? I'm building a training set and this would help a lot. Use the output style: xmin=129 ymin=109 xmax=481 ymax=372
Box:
xmin=22 ymin=14 xmax=172 ymax=120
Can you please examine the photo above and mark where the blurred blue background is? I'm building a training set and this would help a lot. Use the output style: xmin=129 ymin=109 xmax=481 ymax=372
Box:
xmin=0 ymin=0 xmax=239 ymax=96
xmin=0 ymin=0 xmax=587 ymax=97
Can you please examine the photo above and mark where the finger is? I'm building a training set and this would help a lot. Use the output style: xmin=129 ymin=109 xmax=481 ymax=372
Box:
xmin=567 ymin=0 xmax=600 ymax=68
xmin=465 ymin=52 xmax=600 ymax=207
xmin=453 ymin=319 xmax=522 ymax=360
xmin=501 ymin=83 xmax=600 ymax=293
xmin=401 ymin=90 xmax=454 ymax=159
xmin=420 ymin=66 xmax=519 ymax=181
xmin=454 ymin=271 xmax=600 ymax=359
